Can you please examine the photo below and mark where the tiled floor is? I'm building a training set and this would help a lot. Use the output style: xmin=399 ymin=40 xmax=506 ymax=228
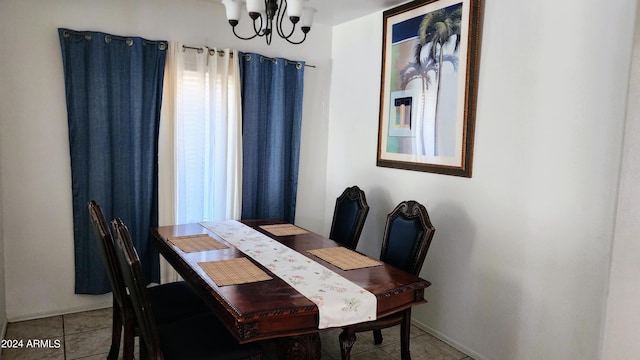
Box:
xmin=1 ymin=307 xmax=472 ymax=359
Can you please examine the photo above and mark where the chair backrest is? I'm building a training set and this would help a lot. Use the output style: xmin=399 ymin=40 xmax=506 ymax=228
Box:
xmin=329 ymin=186 xmax=370 ymax=249
xmin=380 ymin=200 xmax=435 ymax=276
xmin=88 ymin=201 xmax=127 ymax=307
xmin=111 ymin=218 xmax=163 ymax=359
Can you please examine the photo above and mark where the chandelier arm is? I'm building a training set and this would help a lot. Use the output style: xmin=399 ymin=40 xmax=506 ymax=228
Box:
xmin=282 ymin=31 xmax=307 ymax=45
xmin=230 ymin=17 xmax=265 ymax=41
xmin=232 ymin=25 xmax=260 ymax=40
xmin=274 ymin=0 xmax=286 ymax=38
xmin=278 ymin=21 xmax=298 ymax=39
xmin=275 ymin=3 xmax=299 ymax=39
xmin=276 ymin=0 xmax=285 ymax=18
xmin=252 ymin=15 xmax=265 ymax=36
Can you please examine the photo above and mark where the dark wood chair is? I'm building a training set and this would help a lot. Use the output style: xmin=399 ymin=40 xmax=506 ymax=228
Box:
xmin=339 ymin=200 xmax=435 ymax=360
xmin=88 ymin=201 xmax=211 ymax=360
xmin=111 ymin=217 xmax=263 ymax=360
xmin=329 ymin=186 xmax=370 ymax=249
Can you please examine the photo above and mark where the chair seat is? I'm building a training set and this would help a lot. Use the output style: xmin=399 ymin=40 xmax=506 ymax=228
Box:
xmin=148 ymin=281 xmax=211 ymax=324
xmin=159 ymin=313 xmax=263 ymax=360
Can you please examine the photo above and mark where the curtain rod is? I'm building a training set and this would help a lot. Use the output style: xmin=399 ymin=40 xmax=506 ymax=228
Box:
xmin=182 ymin=45 xmax=316 ymax=68
xmin=182 ymin=45 xmax=232 ymax=57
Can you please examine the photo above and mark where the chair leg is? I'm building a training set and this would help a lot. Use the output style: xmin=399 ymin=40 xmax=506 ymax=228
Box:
xmin=400 ymin=308 xmax=412 ymax=360
xmin=108 ymin=303 xmax=122 ymax=360
xmin=373 ymin=329 xmax=383 ymax=345
xmin=276 ymin=334 xmax=320 ymax=360
xmin=139 ymin=338 xmax=149 ymax=360
xmin=122 ymin=309 xmax=136 ymax=360
xmin=339 ymin=328 xmax=357 ymax=360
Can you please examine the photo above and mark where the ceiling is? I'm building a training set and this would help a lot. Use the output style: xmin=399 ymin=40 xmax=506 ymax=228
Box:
xmin=307 ymin=0 xmax=409 ymax=26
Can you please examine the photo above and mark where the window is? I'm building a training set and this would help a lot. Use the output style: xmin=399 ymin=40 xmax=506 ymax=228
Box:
xmin=174 ymin=48 xmax=242 ymax=224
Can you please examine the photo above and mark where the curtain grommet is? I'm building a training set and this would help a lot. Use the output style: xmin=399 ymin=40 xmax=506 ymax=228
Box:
xmin=296 ymin=62 xmax=302 ymax=69
xmin=158 ymin=43 xmax=167 ymax=51
xmin=105 ymin=35 xmax=111 ymax=43
xmin=126 ymin=38 xmax=133 ymax=46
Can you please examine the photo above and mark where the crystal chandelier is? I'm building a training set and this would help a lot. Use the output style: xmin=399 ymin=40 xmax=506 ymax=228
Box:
xmin=221 ymin=0 xmax=317 ymax=45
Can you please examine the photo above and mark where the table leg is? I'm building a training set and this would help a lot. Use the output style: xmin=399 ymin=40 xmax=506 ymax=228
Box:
xmin=276 ymin=333 xmax=321 ymax=360
xmin=339 ymin=328 xmax=357 ymax=360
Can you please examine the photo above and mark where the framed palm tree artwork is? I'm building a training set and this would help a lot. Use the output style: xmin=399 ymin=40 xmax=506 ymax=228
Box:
xmin=377 ymin=0 xmax=483 ymax=177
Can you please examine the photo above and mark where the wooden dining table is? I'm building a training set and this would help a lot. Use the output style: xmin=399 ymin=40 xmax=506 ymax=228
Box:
xmin=150 ymin=219 xmax=431 ymax=360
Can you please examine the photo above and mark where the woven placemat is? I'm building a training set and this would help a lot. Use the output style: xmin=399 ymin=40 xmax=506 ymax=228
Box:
xmin=198 ymin=258 xmax=272 ymax=287
xmin=259 ymin=223 xmax=309 ymax=236
xmin=308 ymin=247 xmax=383 ymax=270
xmin=168 ymin=234 xmax=228 ymax=253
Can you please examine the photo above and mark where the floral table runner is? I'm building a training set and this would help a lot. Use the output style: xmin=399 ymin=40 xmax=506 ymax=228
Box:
xmin=200 ymin=220 xmax=377 ymax=329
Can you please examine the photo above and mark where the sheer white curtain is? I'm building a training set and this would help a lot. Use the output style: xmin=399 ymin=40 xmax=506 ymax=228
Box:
xmin=159 ymin=42 xmax=243 ymax=283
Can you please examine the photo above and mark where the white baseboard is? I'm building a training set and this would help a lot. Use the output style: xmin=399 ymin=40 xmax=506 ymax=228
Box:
xmin=412 ymin=319 xmax=487 ymax=360
xmin=0 ymin=318 xmax=6 ymax=338
xmin=0 ymin=319 xmax=9 ymax=359
xmin=0 ymin=318 xmax=7 ymax=358
xmin=7 ymin=301 xmax=112 ymax=323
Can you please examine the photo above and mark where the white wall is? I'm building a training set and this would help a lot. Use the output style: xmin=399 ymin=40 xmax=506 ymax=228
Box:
xmin=0 ymin=90 xmax=5 ymax=336
xmin=0 ymin=154 xmax=5 ymax=345
xmin=602 ymin=2 xmax=640 ymax=358
xmin=328 ymin=1 xmax=636 ymax=359
xmin=0 ymin=0 xmax=15 ymax=330
xmin=2 ymin=0 xmax=640 ymax=358
xmin=0 ymin=0 xmax=331 ymax=320
xmin=0 ymin=36 xmax=7 ymax=334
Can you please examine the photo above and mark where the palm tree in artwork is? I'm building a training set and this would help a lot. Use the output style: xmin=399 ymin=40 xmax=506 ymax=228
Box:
xmin=400 ymin=60 xmax=434 ymax=155
xmin=416 ymin=3 xmax=462 ymax=155
xmin=418 ymin=3 xmax=462 ymax=155
xmin=400 ymin=52 xmax=458 ymax=155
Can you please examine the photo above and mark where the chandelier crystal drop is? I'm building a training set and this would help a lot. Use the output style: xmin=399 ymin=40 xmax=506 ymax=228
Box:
xmin=221 ymin=0 xmax=317 ymax=45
